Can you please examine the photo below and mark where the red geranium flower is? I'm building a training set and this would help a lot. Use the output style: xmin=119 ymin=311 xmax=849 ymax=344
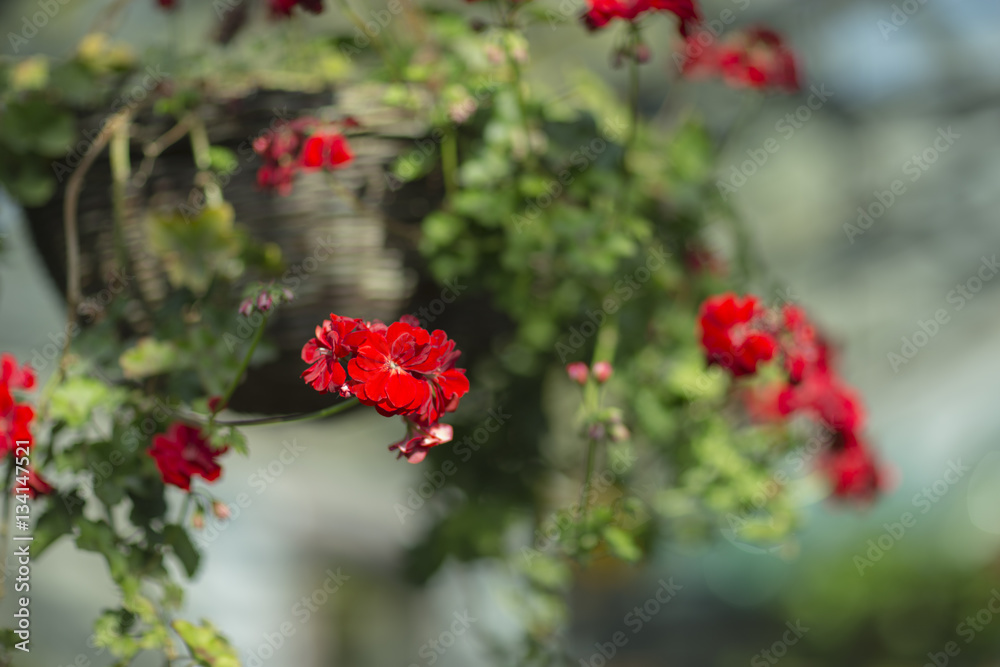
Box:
xmin=300 ymin=132 xmax=354 ymax=170
xmin=301 ymin=315 xmax=364 ymax=393
xmin=698 ymin=293 xmax=776 ymax=377
xmin=823 ymin=433 xmax=885 ymax=502
xmin=389 ymin=418 xmax=453 ymax=464
xmin=1 ymin=354 xmax=35 ymax=391
xmin=0 ymin=388 xmax=34 ymax=459
xmin=583 ymin=0 xmax=700 ymax=35
xmin=18 ymin=468 xmax=53 ymax=499
xmin=269 ymin=0 xmax=324 ymax=17
xmin=780 ymin=304 xmax=830 ymax=383
xmin=776 ymin=371 xmax=864 ymax=433
xmin=682 ymin=26 xmax=799 ymax=92
xmin=148 ymin=423 xmax=228 ymax=491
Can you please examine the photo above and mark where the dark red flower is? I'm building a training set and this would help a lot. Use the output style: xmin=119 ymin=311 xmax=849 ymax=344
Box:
xmin=148 ymin=423 xmax=228 ymax=491
xmin=776 ymin=371 xmax=864 ymax=433
xmin=269 ymin=0 xmax=324 ymax=17
xmin=301 ymin=315 xmax=364 ymax=393
xmin=389 ymin=418 xmax=453 ymax=464
xmin=583 ymin=0 xmax=700 ymax=35
xmin=18 ymin=468 xmax=53 ymax=499
xmin=698 ymin=293 xmax=776 ymax=377
xmin=780 ymin=305 xmax=830 ymax=383
xmin=681 ymin=25 xmax=799 ymax=92
xmin=156 ymin=0 xmax=177 ymax=8
xmin=823 ymin=433 xmax=885 ymax=502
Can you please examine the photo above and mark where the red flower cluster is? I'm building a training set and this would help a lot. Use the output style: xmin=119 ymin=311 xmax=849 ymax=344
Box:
xmin=681 ymin=27 xmax=799 ymax=92
xmin=253 ymin=118 xmax=353 ymax=196
xmin=269 ymin=0 xmax=324 ymax=17
xmin=0 ymin=354 xmax=35 ymax=458
xmin=301 ymin=314 xmax=470 ymax=463
xmin=583 ymin=0 xmax=700 ymax=35
xmin=698 ymin=294 xmax=885 ymax=502
xmin=698 ymin=294 xmax=775 ymax=377
xmin=148 ymin=423 xmax=228 ymax=491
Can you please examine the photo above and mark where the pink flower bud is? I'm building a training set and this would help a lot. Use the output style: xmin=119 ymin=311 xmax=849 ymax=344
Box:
xmin=191 ymin=509 xmax=204 ymax=530
xmin=566 ymin=362 xmax=589 ymax=385
xmin=212 ymin=501 xmax=231 ymax=520
xmin=592 ymin=361 xmax=613 ymax=383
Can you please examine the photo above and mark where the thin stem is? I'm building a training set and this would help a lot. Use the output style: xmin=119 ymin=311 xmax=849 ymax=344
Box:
xmin=210 ymin=314 xmax=269 ymax=425
xmin=59 ymin=109 xmax=131 ymax=373
xmin=578 ymin=438 xmax=597 ymax=523
xmin=132 ymin=113 xmax=196 ymax=188
xmin=187 ymin=114 xmax=223 ymax=207
xmin=215 ymin=397 xmax=361 ymax=427
xmin=441 ymin=127 xmax=459 ymax=199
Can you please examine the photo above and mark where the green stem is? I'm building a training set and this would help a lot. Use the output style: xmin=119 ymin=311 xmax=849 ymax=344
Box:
xmin=578 ymin=438 xmax=598 ymax=523
xmin=441 ymin=127 xmax=459 ymax=199
xmin=215 ymin=397 xmax=361 ymax=427
xmin=188 ymin=115 xmax=223 ymax=207
xmin=210 ymin=314 xmax=269 ymax=425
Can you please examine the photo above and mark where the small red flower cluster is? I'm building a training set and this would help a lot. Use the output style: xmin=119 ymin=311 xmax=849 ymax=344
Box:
xmin=253 ymin=118 xmax=353 ymax=196
xmin=1 ymin=354 xmax=35 ymax=458
xmin=681 ymin=27 xmax=799 ymax=92
xmin=583 ymin=0 xmax=700 ymax=35
xmin=148 ymin=423 xmax=228 ymax=491
xmin=566 ymin=361 xmax=613 ymax=385
xmin=698 ymin=294 xmax=885 ymax=502
xmin=0 ymin=354 xmax=53 ymax=498
xmin=269 ymin=0 xmax=324 ymax=17
xmin=301 ymin=314 xmax=470 ymax=463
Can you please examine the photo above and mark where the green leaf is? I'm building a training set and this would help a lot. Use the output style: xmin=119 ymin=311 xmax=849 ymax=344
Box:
xmin=119 ymin=338 xmax=181 ymax=380
xmin=172 ymin=619 xmax=240 ymax=667
xmin=210 ymin=426 xmax=247 ymax=456
xmin=602 ymin=525 xmax=642 ymax=562
xmin=49 ymin=376 xmax=115 ymax=427
xmin=163 ymin=524 xmax=201 ymax=578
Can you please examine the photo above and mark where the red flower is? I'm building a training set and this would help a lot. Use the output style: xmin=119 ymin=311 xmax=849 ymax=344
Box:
xmin=18 ymin=469 xmax=53 ymax=499
xmin=156 ymin=0 xmax=177 ymax=8
xmin=823 ymin=433 xmax=885 ymax=502
xmin=1 ymin=354 xmax=35 ymax=391
xmin=583 ymin=0 xmax=700 ymax=35
xmin=592 ymin=361 xmax=613 ymax=383
xmin=776 ymin=371 xmax=864 ymax=433
xmin=299 ymin=133 xmax=353 ymax=170
xmin=389 ymin=418 xmax=454 ymax=464
xmin=780 ymin=305 xmax=830 ymax=383
xmin=148 ymin=423 xmax=228 ymax=491
xmin=682 ymin=26 xmax=799 ymax=92
xmin=301 ymin=315 xmax=364 ymax=393
xmin=698 ymin=293 xmax=776 ymax=377
xmin=269 ymin=0 xmax=324 ymax=17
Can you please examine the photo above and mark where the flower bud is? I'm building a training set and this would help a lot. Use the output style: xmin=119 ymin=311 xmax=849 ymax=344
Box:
xmin=238 ymin=298 xmax=254 ymax=317
xmin=212 ymin=501 xmax=231 ymax=520
xmin=588 ymin=422 xmax=606 ymax=441
xmin=256 ymin=292 xmax=274 ymax=313
xmin=609 ymin=423 xmax=631 ymax=443
xmin=592 ymin=361 xmax=613 ymax=383
xmin=566 ymin=362 xmax=589 ymax=385
xmin=191 ymin=508 xmax=204 ymax=530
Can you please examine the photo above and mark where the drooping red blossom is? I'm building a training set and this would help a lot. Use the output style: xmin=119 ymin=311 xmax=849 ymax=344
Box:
xmin=583 ymin=0 xmax=700 ymax=35
xmin=268 ymin=0 xmax=324 ymax=17
xmin=698 ymin=293 xmax=776 ymax=377
xmin=300 ymin=132 xmax=354 ymax=170
xmin=776 ymin=371 xmax=864 ymax=433
xmin=681 ymin=26 xmax=799 ymax=92
xmin=148 ymin=423 xmax=228 ymax=491
xmin=301 ymin=314 xmax=469 ymax=460
xmin=18 ymin=469 xmax=53 ymax=499
xmin=156 ymin=0 xmax=177 ymax=8
xmin=566 ymin=362 xmax=589 ymax=385
xmin=301 ymin=315 xmax=364 ymax=394
xmin=823 ymin=433 xmax=885 ymax=502
xmin=780 ymin=304 xmax=830 ymax=383
xmin=389 ymin=418 xmax=454 ymax=464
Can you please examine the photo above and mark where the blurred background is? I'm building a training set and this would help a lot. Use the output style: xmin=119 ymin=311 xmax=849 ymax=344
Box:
xmin=3 ymin=0 xmax=1000 ymax=665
